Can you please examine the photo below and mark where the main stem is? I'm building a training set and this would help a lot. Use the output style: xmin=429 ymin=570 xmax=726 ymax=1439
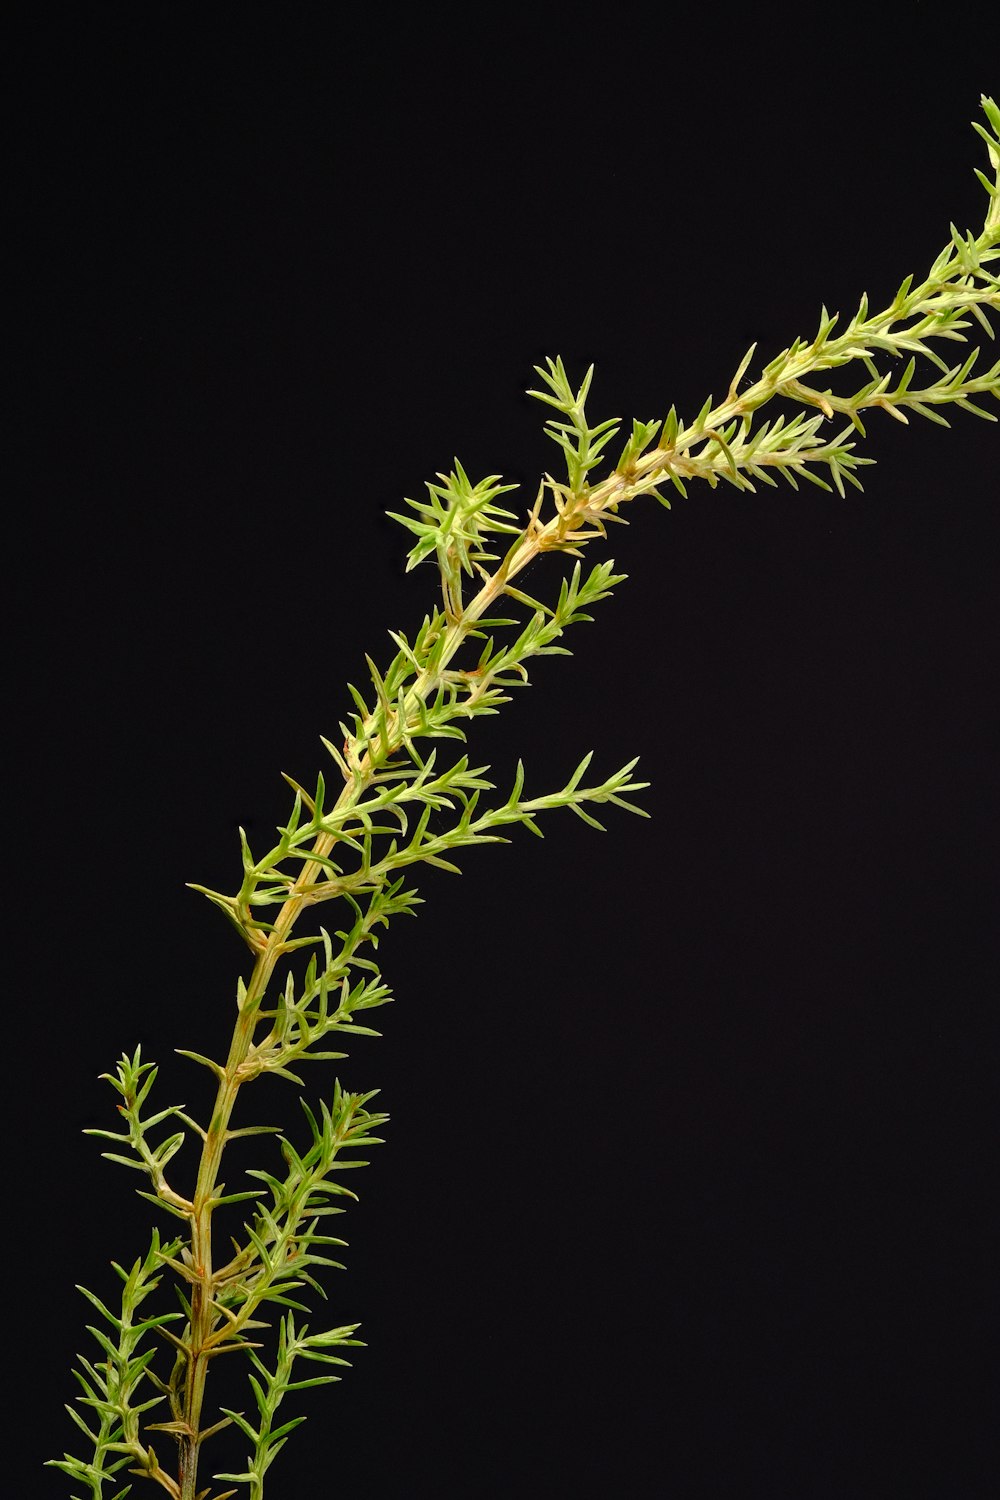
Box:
xmin=173 ymin=480 xmax=626 ymax=1496
xmin=168 ymin=373 xmax=847 ymax=1495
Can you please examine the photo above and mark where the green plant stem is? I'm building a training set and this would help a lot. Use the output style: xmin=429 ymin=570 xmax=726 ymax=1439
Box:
xmin=176 ymin=489 xmax=601 ymax=1497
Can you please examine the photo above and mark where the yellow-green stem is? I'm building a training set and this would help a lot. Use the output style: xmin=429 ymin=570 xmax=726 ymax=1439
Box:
xmin=174 ymin=482 xmax=627 ymax=1496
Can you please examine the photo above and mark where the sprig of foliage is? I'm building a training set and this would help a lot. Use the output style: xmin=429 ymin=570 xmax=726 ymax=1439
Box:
xmin=599 ymin=104 xmax=999 ymax=507
xmin=207 ymin=1086 xmax=387 ymax=1340
xmin=51 ymin=96 xmax=1000 ymax=1498
xmin=83 ymin=1050 xmax=195 ymax=1220
xmin=214 ymin=1315 xmax=363 ymax=1500
xmin=50 ymin=1233 xmax=186 ymax=1499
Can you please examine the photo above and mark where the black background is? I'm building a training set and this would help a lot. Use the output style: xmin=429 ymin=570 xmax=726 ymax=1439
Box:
xmin=9 ymin=12 xmax=998 ymax=1498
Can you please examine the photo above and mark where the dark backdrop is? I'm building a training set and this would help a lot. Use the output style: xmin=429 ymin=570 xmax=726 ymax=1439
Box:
xmin=9 ymin=13 xmax=998 ymax=1498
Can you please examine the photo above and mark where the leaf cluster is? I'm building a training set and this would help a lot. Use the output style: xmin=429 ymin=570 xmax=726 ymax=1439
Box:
xmin=83 ymin=1049 xmax=195 ymax=1220
xmin=212 ymin=1084 xmax=387 ymax=1339
xmin=48 ymin=1233 xmax=185 ymax=1499
xmin=603 ymin=99 xmax=1000 ymax=506
xmin=214 ymin=1315 xmax=363 ymax=1498
xmin=189 ymin=551 xmax=637 ymax=972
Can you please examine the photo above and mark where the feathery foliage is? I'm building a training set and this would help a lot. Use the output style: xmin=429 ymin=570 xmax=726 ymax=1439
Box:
xmin=50 ymin=96 xmax=1000 ymax=1498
